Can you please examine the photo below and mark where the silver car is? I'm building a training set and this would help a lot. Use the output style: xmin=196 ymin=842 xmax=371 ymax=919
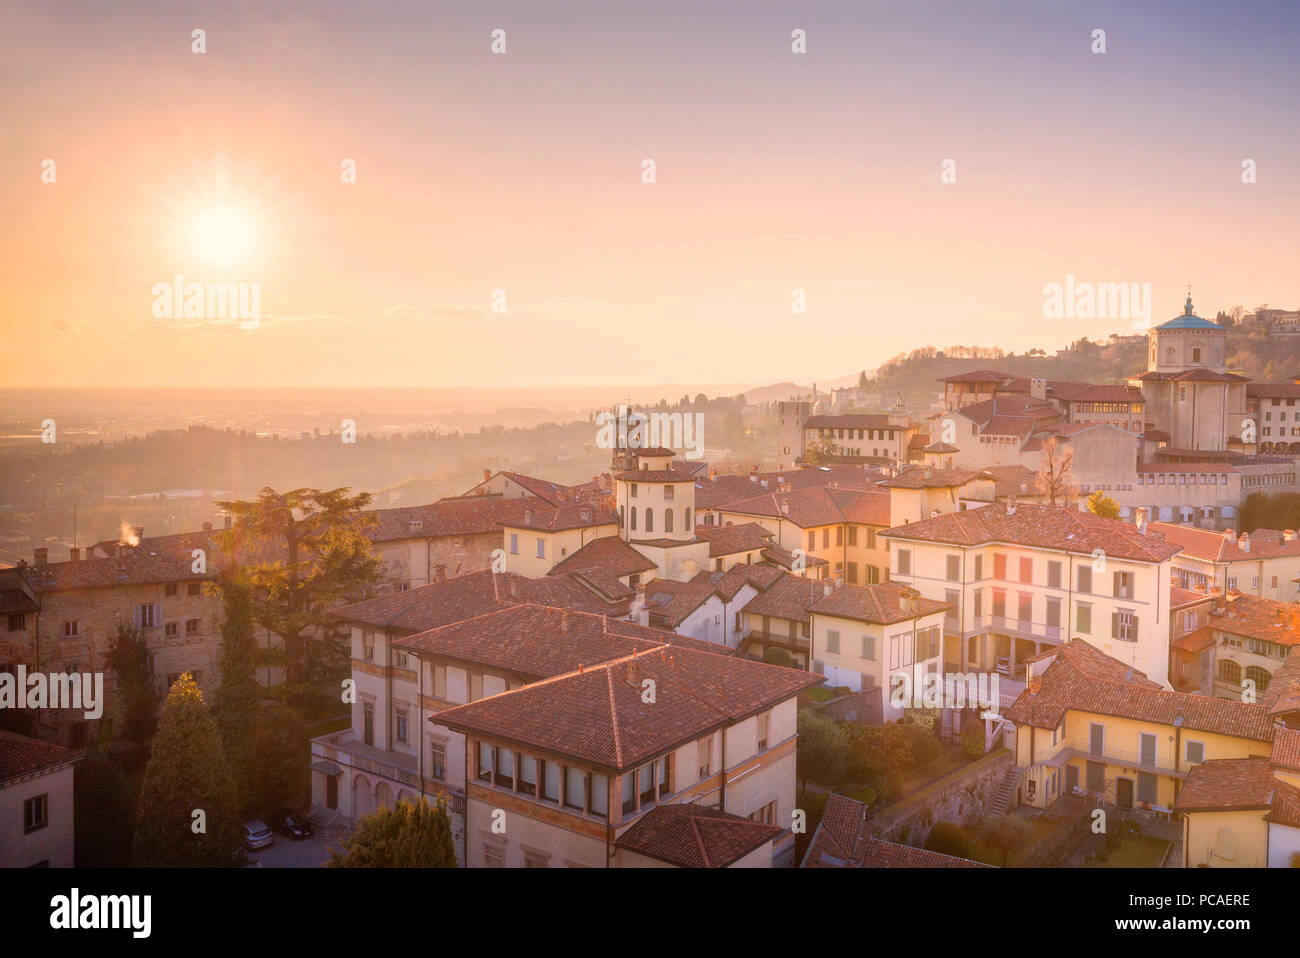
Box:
xmin=244 ymin=819 xmax=275 ymax=851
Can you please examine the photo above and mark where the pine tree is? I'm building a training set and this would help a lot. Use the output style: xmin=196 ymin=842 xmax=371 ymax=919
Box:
xmin=133 ymin=673 xmax=243 ymax=867
xmin=327 ymin=797 xmax=458 ymax=868
xmin=215 ymin=575 xmax=259 ymax=807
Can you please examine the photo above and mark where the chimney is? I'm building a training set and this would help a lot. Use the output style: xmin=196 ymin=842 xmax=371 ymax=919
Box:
xmin=1240 ymin=533 xmax=1250 ymax=553
xmin=484 ymin=468 xmax=491 ymax=481
xmin=1005 ymin=497 xmax=1017 ymax=516
xmin=750 ymin=474 xmax=758 ymax=483
xmin=780 ymin=502 xmax=790 ymax=515
xmin=434 ymin=564 xmax=447 ymax=582
xmin=709 ymin=468 xmax=718 ymax=479
xmin=524 ymin=509 xmax=532 ymax=525
xmin=69 ymin=546 xmax=80 ymax=562
xmin=33 ymin=548 xmax=48 ymax=568
xmin=134 ymin=525 xmax=144 ymax=542
xmin=561 ymin=610 xmax=570 ymax=632
xmin=202 ymin=521 xmax=213 ymax=532
xmin=823 ymin=582 xmax=832 ymax=598
xmin=1027 ymin=676 xmax=1042 ymax=695
xmin=760 ymin=478 xmax=768 ymax=489
xmin=1286 ymin=530 xmax=1297 ymax=542
xmin=834 ymin=574 xmax=843 ymax=590
xmin=1030 ymin=378 xmax=1047 ymax=401
xmin=509 ymin=577 xmax=520 ymax=599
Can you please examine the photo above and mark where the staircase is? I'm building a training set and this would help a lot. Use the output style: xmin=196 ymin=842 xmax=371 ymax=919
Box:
xmin=989 ymin=766 xmax=1024 ymax=815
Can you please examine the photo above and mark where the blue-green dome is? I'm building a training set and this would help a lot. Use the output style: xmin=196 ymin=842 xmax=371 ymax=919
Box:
xmin=1155 ymin=295 xmax=1222 ymax=331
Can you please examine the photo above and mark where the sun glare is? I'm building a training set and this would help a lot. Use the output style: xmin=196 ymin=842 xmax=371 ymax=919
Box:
xmin=190 ymin=206 xmax=257 ymax=266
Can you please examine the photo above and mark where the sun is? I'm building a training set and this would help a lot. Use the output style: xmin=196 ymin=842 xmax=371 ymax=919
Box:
xmin=190 ymin=206 xmax=257 ymax=267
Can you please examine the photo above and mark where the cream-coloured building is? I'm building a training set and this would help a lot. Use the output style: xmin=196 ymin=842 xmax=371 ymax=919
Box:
xmin=882 ymin=501 xmax=1182 ymax=688
xmin=0 ymin=730 xmax=79 ymax=867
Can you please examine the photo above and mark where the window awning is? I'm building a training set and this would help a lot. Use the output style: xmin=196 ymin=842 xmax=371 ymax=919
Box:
xmin=311 ymin=760 xmax=343 ymax=776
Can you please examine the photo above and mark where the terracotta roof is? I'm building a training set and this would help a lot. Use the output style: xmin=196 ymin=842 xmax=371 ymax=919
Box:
xmin=1170 ymin=626 xmax=1217 ymax=655
xmin=1262 ymin=647 xmax=1300 ymax=717
xmin=974 ymin=465 xmax=1038 ymax=500
xmin=879 ymin=466 xmax=991 ymax=490
xmin=434 ymin=645 xmax=822 ymax=772
xmin=761 ymin=543 xmax=828 ymax=571
xmin=20 ymin=551 xmax=211 ymax=592
xmin=1170 ymin=586 xmax=1211 ymax=609
xmin=811 ymin=581 xmax=949 ymax=626
xmin=693 ymin=467 xmax=880 ymax=511
xmin=1198 ymin=594 xmax=1300 ymax=647
xmin=940 ymin=370 xmax=1013 ymax=383
xmin=1268 ymin=778 xmax=1300 ymax=829
xmin=694 ymin=522 xmax=774 ymax=558
xmin=496 ymin=472 xmax=575 ymax=506
xmin=330 ymin=569 xmax=630 ymax=631
xmin=1248 ymin=384 xmax=1300 ymax=399
xmin=1148 ymin=523 xmax=1300 ymax=562
xmin=367 ymin=495 xmax=543 ymax=542
xmin=644 ymin=566 xmax=782 ymax=628
xmin=1137 ymin=369 xmax=1248 ymax=383
xmin=1174 ymin=757 xmax=1278 ymax=812
xmin=0 ymin=730 xmax=80 ymax=784
xmin=721 ymin=487 xmax=889 ymax=529
xmin=740 ymin=573 xmax=822 ymax=623
xmin=392 ymin=604 xmax=725 ymax=677
xmin=1049 ymin=383 xmax=1145 ymax=403
xmin=499 ymin=504 xmax=618 ymax=532
xmin=804 ymin=414 xmax=913 ymax=430
xmin=616 ymin=803 xmax=784 ymax=867
xmin=884 ymin=502 xmax=1181 ymax=563
xmin=1021 ymin=639 xmax=1161 ymax=688
xmin=1270 ymin=725 xmax=1300 ymax=772
xmin=613 ymin=470 xmax=696 ymax=483
xmin=955 ymin=395 xmax=1062 ymax=430
xmin=801 ymin=793 xmax=991 ymax=868
xmin=546 ymin=536 xmax=658 ymax=578
xmin=1006 ymin=646 xmax=1275 ymax=742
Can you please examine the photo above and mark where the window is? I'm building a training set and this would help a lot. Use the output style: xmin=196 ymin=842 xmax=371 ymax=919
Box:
xmin=1218 ymin=660 xmax=1241 ymax=685
xmin=1076 ymin=603 xmax=1092 ymax=634
xmin=165 ymin=583 xmax=178 ymax=597
xmin=524 ymin=848 xmax=549 ymax=868
xmin=822 ymin=529 xmax=829 ymax=549
xmin=1112 ymin=610 xmax=1137 ymax=642
xmin=363 ymin=633 xmax=375 ymax=662
xmin=664 ymin=508 xmax=673 ymax=534
xmin=750 ymin=801 xmax=776 ymax=825
xmin=1185 ymin=740 xmax=1205 ymax=764
xmin=825 ymin=629 xmax=840 ymax=654
xmin=847 ymin=526 xmax=858 ymax=546
xmin=136 ymin=603 xmax=158 ymax=628
xmin=509 ymin=533 xmax=518 ymax=554
xmin=836 ymin=526 xmax=844 ymax=547
xmin=946 ymin=555 xmax=960 ymax=581
xmin=483 ymin=843 xmax=504 ymax=868
xmin=536 ymin=538 xmax=546 ymax=559
xmin=1019 ymin=557 xmax=1032 ymax=583
xmin=363 ymin=702 xmax=374 ymax=746
xmin=1245 ymin=666 xmax=1271 ymax=692
xmin=430 ymin=741 xmax=447 ymax=781
xmin=185 ymin=618 xmax=201 ymax=635
xmin=469 ymin=673 xmax=484 ymax=702
xmin=1077 ymin=566 xmax=1092 ymax=594
xmin=630 ymin=508 xmax=637 ymax=532
xmin=1047 ymin=561 xmax=1061 ymax=589
xmin=1113 ymin=571 xmax=1134 ymax=599
xmin=698 ymin=736 xmax=712 ymax=777
xmin=993 ymin=553 xmax=1007 ymax=579
xmin=897 ymin=549 xmax=911 ymax=575
xmin=973 ymin=554 xmax=983 ymax=580
xmin=6 ymin=614 xmax=25 ymax=631
xmin=757 ymin=713 xmax=770 ymax=751
xmin=23 ymin=794 xmax=48 ymax=833
xmin=645 ymin=509 xmax=654 ymax=533
xmin=164 ymin=621 xmax=178 ymax=638
xmin=395 ymin=708 xmax=408 ymax=743
xmin=630 ymin=483 xmax=638 ymax=498
xmin=187 ymin=583 xmax=201 ymax=596
xmin=663 ymin=484 xmax=674 ymax=500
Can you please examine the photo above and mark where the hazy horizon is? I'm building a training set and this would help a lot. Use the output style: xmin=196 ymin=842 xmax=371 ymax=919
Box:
xmin=4 ymin=0 xmax=1297 ymax=389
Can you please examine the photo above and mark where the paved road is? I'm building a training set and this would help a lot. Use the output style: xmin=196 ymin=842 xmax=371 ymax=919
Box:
xmin=243 ymin=825 xmax=351 ymax=868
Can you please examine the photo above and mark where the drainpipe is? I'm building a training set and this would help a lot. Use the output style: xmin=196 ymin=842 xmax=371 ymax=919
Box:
xmin=418 ymin=653 xmax=426 ymax=808
xmin=719 ymin=729 xmax=728 ymax=813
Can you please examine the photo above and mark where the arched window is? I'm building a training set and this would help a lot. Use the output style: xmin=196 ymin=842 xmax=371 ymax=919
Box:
xmin=1245 ymin=666 xmax=1271 ymax=692
xmin=1165 ymin=346 xmax=1175 ymax=365
xmin=664 ymin=508 xmax=673 ymax=533
xmin=645 ymin=508 xmax=654 ymax=533
xmin=685 ymin=507 xmax=691 ymax=528
xmin=619 ymin=504 xmax=625 ymax=527
xmin=1218 ymin=660 xmax=1241 ymax=686
xmin=630 ymin=507 xmax=637 ymax=532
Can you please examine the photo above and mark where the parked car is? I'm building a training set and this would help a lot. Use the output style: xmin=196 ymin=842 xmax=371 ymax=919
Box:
xmin=995 ymin=657 xmax=1011 ymax=676
xmin=266 ymin=807 xmax=314 ymax=840
xmin=243 ymin=819 xmax=275 ymax=851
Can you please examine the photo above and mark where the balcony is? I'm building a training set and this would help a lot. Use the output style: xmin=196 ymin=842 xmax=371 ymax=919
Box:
xmin=1033 ymin=744 xmax=1189 ymax=780
xmin=311 ymin=729 xmax=422 ymax=790
xmin=949 ymin=616 xmax=1063 ymax=643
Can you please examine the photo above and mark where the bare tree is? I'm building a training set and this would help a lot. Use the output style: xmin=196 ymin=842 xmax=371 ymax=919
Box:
xmin=1034 ymin=436 xmax=1078 ymax=507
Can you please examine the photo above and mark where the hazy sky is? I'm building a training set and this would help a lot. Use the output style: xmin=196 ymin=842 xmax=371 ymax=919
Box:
xmin=3 ymin=0 xmax=1297 ymax=388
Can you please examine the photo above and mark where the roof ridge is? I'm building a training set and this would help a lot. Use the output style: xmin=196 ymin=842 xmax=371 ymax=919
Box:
xmin=605 ymin=667 xmax=624 ymax=768
xmin=690 ymin=815 xmax=713 ymax=867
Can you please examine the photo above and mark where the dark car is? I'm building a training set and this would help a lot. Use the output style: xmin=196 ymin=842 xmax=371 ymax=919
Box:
xmin=266 ymin=808 xmax=314 ymax=840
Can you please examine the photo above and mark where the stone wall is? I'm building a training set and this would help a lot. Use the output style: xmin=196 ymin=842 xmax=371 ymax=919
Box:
xmin=871 ymin=748 xmax=1012 ymax=845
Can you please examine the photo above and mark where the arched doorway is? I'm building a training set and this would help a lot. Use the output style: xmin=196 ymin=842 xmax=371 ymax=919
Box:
xmin=352 ymin=774 xmax=374 ymax=819
xmin=375 ymin=781 xmax=395 ymax=811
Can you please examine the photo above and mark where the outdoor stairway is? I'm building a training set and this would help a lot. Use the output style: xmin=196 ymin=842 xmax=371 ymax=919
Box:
xmin=989 ymin=766 xmax=1024 ymax=815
